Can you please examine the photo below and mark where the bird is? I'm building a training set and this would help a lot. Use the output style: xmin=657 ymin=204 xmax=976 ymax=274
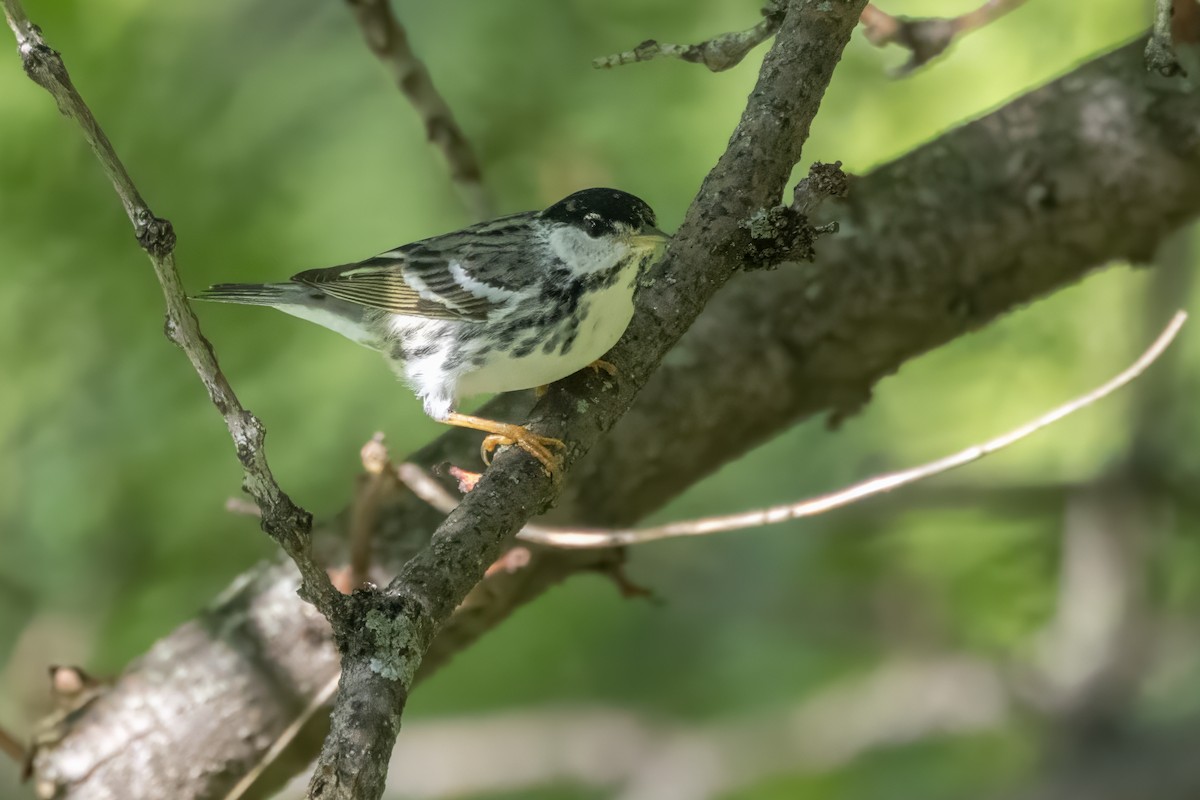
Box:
xmin=195 ymin=188 xmax=670 ymax=479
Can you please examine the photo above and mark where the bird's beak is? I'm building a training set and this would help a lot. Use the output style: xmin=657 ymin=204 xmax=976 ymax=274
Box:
xmin=628 ymin=226 xmax=671 ymax=250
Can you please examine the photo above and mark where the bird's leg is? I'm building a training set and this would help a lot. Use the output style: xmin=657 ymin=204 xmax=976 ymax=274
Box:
xmin=442 ymin=412 xmax=565 ymax=479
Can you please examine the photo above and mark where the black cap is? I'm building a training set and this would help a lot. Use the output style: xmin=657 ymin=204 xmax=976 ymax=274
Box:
xmin=540 ymin=188 xmax=657 ymax=237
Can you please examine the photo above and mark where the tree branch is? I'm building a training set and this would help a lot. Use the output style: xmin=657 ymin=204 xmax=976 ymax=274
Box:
xmin=593 ymin=1 xmax=786 ymax=72
xmin=860 ymin=0 xmax=1027 ymax=76
xmin=0 ymin=0 xmax=339 ymax=617
xmin=342 ymin=0 xmax=492 ymax=220
xmin=24 ymin=32 xmax=1200 ymax=800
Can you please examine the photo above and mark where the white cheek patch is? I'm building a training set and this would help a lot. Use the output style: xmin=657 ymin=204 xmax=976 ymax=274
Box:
xmin=546 ymin=227 xmax=628 ymax=276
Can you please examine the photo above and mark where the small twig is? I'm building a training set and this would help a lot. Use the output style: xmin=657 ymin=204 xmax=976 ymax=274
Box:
xmin=395 ymin=462 xmax=456 ymax=512
xmin=347 ymin=434 xmax=392 ymax=590
xmin=0 ymin=723 xmax=24 ymax=765
xmin=224 ymin=497 xmax=262 ymax=518
xmin=342 ymin=0 xmax=492 ymax=221
xmin=860 ymin=0 xmax=1026 ymax=76
xmin=792 ymin=160 xmax=850 ymax=216
xmin=1147 ymin=0 xmax=1186 ymax=76
xmin=400 ymin=313 xmax=1186 ymax=549
xmin=594 ymin=1 xmax=786 ymax=72
xmin=2 ymin=0 xmax=339 ymax=618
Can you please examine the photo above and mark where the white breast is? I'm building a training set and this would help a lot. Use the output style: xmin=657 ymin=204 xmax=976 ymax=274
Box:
xmin=454 ymin=274 xmax=636 ymax=398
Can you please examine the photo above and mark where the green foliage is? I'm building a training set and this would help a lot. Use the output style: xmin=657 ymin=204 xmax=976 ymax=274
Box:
xmin=725 ymin=730 xmax=1032 ymax=800
xmin=2 ymin=1 xmax=1197 ymax=798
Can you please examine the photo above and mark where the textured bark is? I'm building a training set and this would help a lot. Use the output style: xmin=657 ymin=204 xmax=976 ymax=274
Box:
xmin=306 ymin=2 xmax=867 ymax=798
xmin=29 ymin=34 xmax=1200 ymax=800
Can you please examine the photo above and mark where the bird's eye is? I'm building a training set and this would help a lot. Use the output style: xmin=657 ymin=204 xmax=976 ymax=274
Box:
xmin=583 ymin=214 xmax=605 ymax=238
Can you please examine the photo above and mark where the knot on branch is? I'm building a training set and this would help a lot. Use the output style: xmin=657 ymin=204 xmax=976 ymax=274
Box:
xmin=232 ymin=410 xmax=266 ymax=465
xmin=333 ymin=591 xmax=434 ymax=685
xmin=258 ymin=499 xmax=313 ymax=544
xmin=739 ymin=205 xmax=816 ymax=268
xmin=793 ymin=160 xmax=849 ymax=214
xmin=737 ymin=161 xmax=848 ymax=271
xmin=17 ymin=28 xmax=68 ymax=90
xmin=134 ymin=209 xmax=176 ymax=258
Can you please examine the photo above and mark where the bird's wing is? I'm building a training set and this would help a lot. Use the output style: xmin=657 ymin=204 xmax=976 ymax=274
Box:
xmin=291 ymin=217 xmax=532 ymax=322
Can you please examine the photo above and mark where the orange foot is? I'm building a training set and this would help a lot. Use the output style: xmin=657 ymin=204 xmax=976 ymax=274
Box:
xmin=443 ymin=412 xmax=565 ymax=479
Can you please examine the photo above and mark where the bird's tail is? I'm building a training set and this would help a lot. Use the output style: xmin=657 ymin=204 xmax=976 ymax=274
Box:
xmin=193 ymin=281 xmax=378 ymax=348
xmin=192 ymin=282 xmax=305 ymax=306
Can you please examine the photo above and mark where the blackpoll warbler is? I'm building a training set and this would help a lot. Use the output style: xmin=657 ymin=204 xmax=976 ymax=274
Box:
xmin=197 ymin=188 xmax=669 ymax=477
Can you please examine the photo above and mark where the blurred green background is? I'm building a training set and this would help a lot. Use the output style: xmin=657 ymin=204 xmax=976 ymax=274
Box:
xmin=3 ymin=1 xmax=1196 ymax=798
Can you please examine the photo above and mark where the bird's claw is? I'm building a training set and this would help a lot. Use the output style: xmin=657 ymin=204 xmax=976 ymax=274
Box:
xmin=480 ymin=429 xmax=565 ymax=479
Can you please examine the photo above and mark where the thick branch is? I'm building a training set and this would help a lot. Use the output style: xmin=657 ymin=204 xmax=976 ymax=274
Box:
xmin=26 ymin=33 xmax=1200 ymax=800
xmin=308 ymin=3 xmax=867 ymax=798
xmin=0 ymin=0 xmax=338 ymax=616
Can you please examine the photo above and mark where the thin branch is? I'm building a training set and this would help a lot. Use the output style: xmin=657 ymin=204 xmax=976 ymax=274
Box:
xmin=593 ymin=1 xmax=786 ymax=72
xmin=347 ymin=434 xmax=392 ymax=591
xmin=1 ymin=0 xmax=339 ymax=617
xmin=860 ymin=0 xmax=1027 ymax=76
xmin=1147 ymin=0 xmax=1186 ymax=76
xmin=395 ymin=462 xmax=457 ymax=515
xmin=342 ymin=0 xmax=491 ymax=221
xmin=479 ymin=312 xmax=1184 ymax=549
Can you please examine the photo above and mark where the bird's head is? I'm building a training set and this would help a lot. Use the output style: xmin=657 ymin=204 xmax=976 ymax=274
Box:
xmin=539 ymin=188 xmax=670 ymax=276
